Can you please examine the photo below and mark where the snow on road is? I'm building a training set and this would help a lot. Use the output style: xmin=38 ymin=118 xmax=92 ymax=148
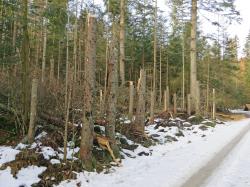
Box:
xmin=203 ymin=127 xmax=250 ymax=187
xmin=57 ymin=119 xmax=250 ymax=187
xmin=1 ymin=118 xmax=250 ymax=187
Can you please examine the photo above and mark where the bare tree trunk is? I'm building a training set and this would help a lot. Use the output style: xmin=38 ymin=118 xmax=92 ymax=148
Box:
xmin=57 ymin=40 xmax=61 ymax=82
xmin=134 ymin=69 xmax=146 ymax=135
xmin=150 ymin=0 xmax=157 ymax=120
xmin=206 ymin=60 xmax=210 ymax=117
xmin=164 ymin=86 xmax=170 ymax=111
xmin=63 ymin=71 xmax=73 ymax=161
xmin=102 ymin=16 xmax=110 ymax=115
xmin=80 ymin=14 xmax=97 ymax=170
xmin=150 ymin=90 xmax=154 ymax=120
xmin=159 ymin=40 xmax=162 ymax=107
xmin=65 ymin=13 xmax=70 ymax=113
xmin=182 ymin=32 xmax=185 ymax=111
xmin=187 ymin=94 xmax=191 ymax=115
xmin=212 ymin=88 xmax=216 ymax=120
xmin=21 ymin=0 xmax=30 ymax=127
xmin=99 ymin=90 xmax=103 ymax=108
xmin=105 ymin=22 xmax=120 ymax=158
xmin=41 ymin=0 xmax=48 ymax=83
xmin=12 ymin=19 xmax=17 ymax=51
xmin=49 ymin=58 xmax=54 ymax=84
xmin=73 ymin=2 xmax=78 ymax=82
xmin=190 ymin=0 xmax=197 ymax=113
xmin=119 ymin=0 xmax=126 ymax=85
xmin=164 ymin=90 xmax=167 ymax=111
xmin=27 ymin=78 xmax=38 ymax=143
xmin=195 ymin=80 xmax=200 ymax=115
xmin=128 ymin=81 xmax=134 ymax=120
xmin=173 ymin=93 xmax=177 ymax=115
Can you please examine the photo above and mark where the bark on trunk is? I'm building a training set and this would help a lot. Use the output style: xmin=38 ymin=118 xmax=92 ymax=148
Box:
xmin=41 ymin=0 xmax=48 ymax=83
xmin=128 ymin=81 xmax=134 ymax=120
xmin=187 ymin=94 xmax=191 ymax=115
xmin=164 ymin=86 xmax=170 ymax=111
xmin=195 ymin=80 xmax=200 ymax=115
xmin=49 ymin=58 xmax=54 ymax=84
xmin=63 ymin=71 xmax=73 ymax=161
xmin=173 ymin=93 xmax=177 ymax=115
xmin=134 ymin=69 xmax=146 ymax=135
xmin=80 ymin=14 xmax=97 ymax=170
xmin=21 ymin=0 xmax=30 ymax=128
xmin=105 ymin=22 xmax=120 ymax=158
xmin=27 ymin=78 xmax=38 ymax=143
xmin=190 ymin=0 xmax=197 ymax=113
xmin=119 ymin=0 xmax=126 ymax=85
xmin=212 ymin=88 xmax=216 ymax=120
xmin=150 ymin=0 xmax=158 ymax=120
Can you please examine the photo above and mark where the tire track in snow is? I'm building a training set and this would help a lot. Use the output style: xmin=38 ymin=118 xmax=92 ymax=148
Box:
xmin=179 ymin=122 xmax=250 ymax=187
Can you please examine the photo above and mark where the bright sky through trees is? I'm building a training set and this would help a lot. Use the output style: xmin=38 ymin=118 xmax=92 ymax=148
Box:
xmin=93 ymin=0 xmax=249 ymax=57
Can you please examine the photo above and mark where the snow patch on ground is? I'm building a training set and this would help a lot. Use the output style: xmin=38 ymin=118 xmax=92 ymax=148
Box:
xmin=0 ymin=166 xmax=46 ymax=187
xmin=0 ymin=147 xmax=20 ymax=167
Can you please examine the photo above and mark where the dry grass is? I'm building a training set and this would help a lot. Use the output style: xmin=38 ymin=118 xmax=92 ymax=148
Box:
xmin=216 ymin=112 xmax=246 ymax=121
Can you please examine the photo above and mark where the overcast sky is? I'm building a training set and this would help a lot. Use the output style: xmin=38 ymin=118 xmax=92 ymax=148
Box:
xmin=93 ymin=0 xmax=249 ymax=57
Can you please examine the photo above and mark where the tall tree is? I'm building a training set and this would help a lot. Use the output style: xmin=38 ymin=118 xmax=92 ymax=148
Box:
xmin=150 ymin=0 xmax=157 ymax=120
xmin=21 ymin=0 xmax=30 ymax=127
xmin=105 ymin=22 xmax=120 ymax=158
xmin=244 ymin=30 xmax=250 ymax=58
xmin=119 ymin=0 xmax=126 ymax=85
xmin=41 ymin=0 xmax=48 ymax=83
xmin=190 ymin=0 xmax=197 ymax=113
xmin=80 ymin=14 xmax=97 ymax=170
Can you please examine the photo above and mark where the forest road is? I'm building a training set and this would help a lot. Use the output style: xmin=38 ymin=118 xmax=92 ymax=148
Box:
xmin=179 ymin=122 xmax=250 ymax=187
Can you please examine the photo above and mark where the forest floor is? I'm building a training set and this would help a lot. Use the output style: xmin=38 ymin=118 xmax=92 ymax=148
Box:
xmin=0 ymin=111 xmax=250 ymax=187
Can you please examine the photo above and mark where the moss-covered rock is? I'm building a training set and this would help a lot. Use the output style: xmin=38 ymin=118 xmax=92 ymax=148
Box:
xmin=188 ymin=115 xmax=204 ymax=125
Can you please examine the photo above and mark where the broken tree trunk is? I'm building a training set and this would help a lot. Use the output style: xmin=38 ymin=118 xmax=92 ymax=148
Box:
xmin=27 ymin=78 xmax=38 ymax=144
xmin=134 ymin=69 xmax=146 ymax=136
xmin=80 ymin=14 xmax=97 ymax=170
xmin=128 ymin=81 xmax=134 ymax=120
xmin=164 ymin=86 xmax=170 ymax=111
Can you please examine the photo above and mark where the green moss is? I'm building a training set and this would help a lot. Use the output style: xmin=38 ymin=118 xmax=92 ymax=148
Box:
xmin=188 ymin=115 xmax=204 ymax=125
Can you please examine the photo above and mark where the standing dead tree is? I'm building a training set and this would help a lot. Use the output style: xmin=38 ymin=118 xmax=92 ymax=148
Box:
xmin=128 ymin=81 xmax=134 ymax=120
xmin=133 ymin=69 xmax=146 ymax=137
xmin=80 ymin=14 xmax=97 ymax=170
